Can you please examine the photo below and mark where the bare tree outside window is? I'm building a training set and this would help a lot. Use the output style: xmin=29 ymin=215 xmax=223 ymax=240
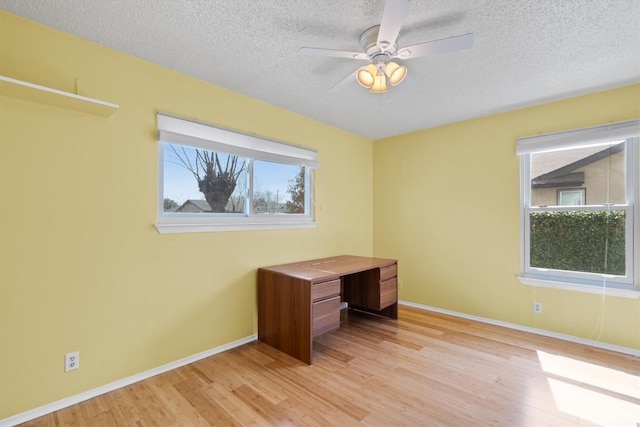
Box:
xmin=170 ymin=146 xmax=246 ymax=213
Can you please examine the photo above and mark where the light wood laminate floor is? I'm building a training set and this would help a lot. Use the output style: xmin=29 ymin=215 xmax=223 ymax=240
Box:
xmin=20 ymin=306 xmax=640 ymax=426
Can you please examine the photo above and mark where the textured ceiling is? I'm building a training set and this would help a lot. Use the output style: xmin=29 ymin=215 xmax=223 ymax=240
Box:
xmin=1 ymin=0 xmax=639 ymax=139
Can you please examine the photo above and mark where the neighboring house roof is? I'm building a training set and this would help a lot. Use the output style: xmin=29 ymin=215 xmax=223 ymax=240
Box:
xmin=176 ymin=199 xmax=211 ymax=212
xmin=531 ymin=144 xmax=624 ymax=188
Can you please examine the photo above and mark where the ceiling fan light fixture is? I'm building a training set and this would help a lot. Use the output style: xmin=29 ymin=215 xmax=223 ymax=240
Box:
xmin=299 ymin=0 xmax=475 ymax=97
xmin=369 ymin=74 xmax=388 ymax=93
xmin=385 ymin=61 xmax=407 ymax=86
xmin=356 ymin=64 xmax=377 ymax=88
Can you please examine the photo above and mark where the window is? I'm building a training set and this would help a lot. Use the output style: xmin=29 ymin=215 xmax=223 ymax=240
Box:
xmin=517 ymin=120 xmax=639 ymax=296
xmin=156 ymin=113 xmax=319 ymax=233
xmin=557 ymin=189 xmax=585 ymax=206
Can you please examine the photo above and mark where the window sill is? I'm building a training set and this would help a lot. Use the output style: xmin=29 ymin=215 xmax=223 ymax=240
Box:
xmin=518 ymin=276 xmax=639 ymax=299
xmin=155 ymin=221 xmax=317 ymax=234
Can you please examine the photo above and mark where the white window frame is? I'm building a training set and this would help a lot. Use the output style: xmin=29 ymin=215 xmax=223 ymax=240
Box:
xmin=155 ymin=113 xmax=319 ymax=233
xmin=517 ymin=120 xmax=639 ymax=298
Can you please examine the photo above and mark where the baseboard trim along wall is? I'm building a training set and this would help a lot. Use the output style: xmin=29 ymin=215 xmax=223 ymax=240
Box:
xmin=4 ymin=303 xmax=639 ymax=426
xmin=0 ymin=335 xmax=258 ymax=427
xmin=399 ymin=300 xmax=640 ymax=358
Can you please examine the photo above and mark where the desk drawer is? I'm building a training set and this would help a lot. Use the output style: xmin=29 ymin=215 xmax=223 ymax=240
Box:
xmin=312 ymin=296 xmax=340 ymax=337
xmin=379 ymin=277 xmax=397 ymax=309
xmin=380 ymin=264 xmax=397 ymax=282
xmin=312 ymin=279 xmax=340 ymax=301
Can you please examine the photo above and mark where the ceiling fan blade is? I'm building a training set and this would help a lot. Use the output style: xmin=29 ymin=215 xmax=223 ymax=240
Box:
xmin=298 ymin=47 xmax=369 ymax=60
xmin=394 ymin=33 xmax=474 ymax=60
xmin=328 ymin=67 xmax=361 ymax=93
xmin=376 ymin=0 xmax=411 ymax=51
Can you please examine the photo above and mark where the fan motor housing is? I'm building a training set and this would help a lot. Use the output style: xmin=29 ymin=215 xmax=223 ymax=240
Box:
xmin=360 ymin=25 xmax=398 ymax=58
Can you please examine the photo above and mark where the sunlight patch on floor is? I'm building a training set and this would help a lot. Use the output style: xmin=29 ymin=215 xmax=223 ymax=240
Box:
xmin=537 ymin=350 xmax=640 ymax=426
xmin=547 ymin=379 xmax=639 ymax=426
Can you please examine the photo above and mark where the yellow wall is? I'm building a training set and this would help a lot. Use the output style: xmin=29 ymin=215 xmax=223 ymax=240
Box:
xmin=0 ymin=12 xmax=373 ymax=419
xmin=373 ymin=84 xmax=640 ymax=350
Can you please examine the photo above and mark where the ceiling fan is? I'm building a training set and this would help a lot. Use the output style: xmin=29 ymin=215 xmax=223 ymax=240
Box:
xmin=298 ymin=0 xmax=474 ymax=94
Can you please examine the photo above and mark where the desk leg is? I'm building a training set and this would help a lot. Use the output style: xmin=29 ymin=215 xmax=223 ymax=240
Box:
xmin=258 ymin=271 xmax=312 ymax=364
xmin=383 ymin=302 xmax=398 ymax=319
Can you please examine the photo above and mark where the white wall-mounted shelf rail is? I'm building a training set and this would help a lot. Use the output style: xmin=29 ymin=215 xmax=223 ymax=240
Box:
xmin=0 ymin=75 xmax=118 ymax=117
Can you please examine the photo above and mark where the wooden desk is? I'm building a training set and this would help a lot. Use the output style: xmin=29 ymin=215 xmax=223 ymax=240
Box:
xmin=258 ymin=255 xmax=398 ymax=364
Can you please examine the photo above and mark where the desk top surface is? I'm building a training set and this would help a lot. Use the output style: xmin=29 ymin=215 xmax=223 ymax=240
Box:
xmin=259 ymin=255 xmax=396 ymax=282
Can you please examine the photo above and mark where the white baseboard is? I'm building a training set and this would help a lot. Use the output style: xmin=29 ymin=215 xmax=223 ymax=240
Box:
xmin=4 ymin=303 xmax=638 ymax=426
xmin=399 ymin=300 xmax=640 ymax=358
xmin=0 ymin=335 xmax=257 ymax=427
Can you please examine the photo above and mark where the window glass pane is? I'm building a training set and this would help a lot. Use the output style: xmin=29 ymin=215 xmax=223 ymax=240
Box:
xmin=163 ymin=143 xmax=247 ymax=213
xmin=530 ymin=142 xmax=626 ymax=206
xmin=557 ymin=189 xmax=585 ymax=206
xmin=253 ymin=161 xmax=305 ymax=214
xmin=529 ymin=210 xmax=626 ymax=275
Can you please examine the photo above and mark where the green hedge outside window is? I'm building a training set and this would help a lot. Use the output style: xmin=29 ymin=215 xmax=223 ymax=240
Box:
xmin=530 ymin=210 xmax=626 ymax=275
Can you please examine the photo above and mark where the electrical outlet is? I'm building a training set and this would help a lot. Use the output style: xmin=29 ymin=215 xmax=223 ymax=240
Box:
xmin=65 ymin=352 xmax=80 ymax=372
xmin=533 ymin=302 xmax=543 ymax=314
